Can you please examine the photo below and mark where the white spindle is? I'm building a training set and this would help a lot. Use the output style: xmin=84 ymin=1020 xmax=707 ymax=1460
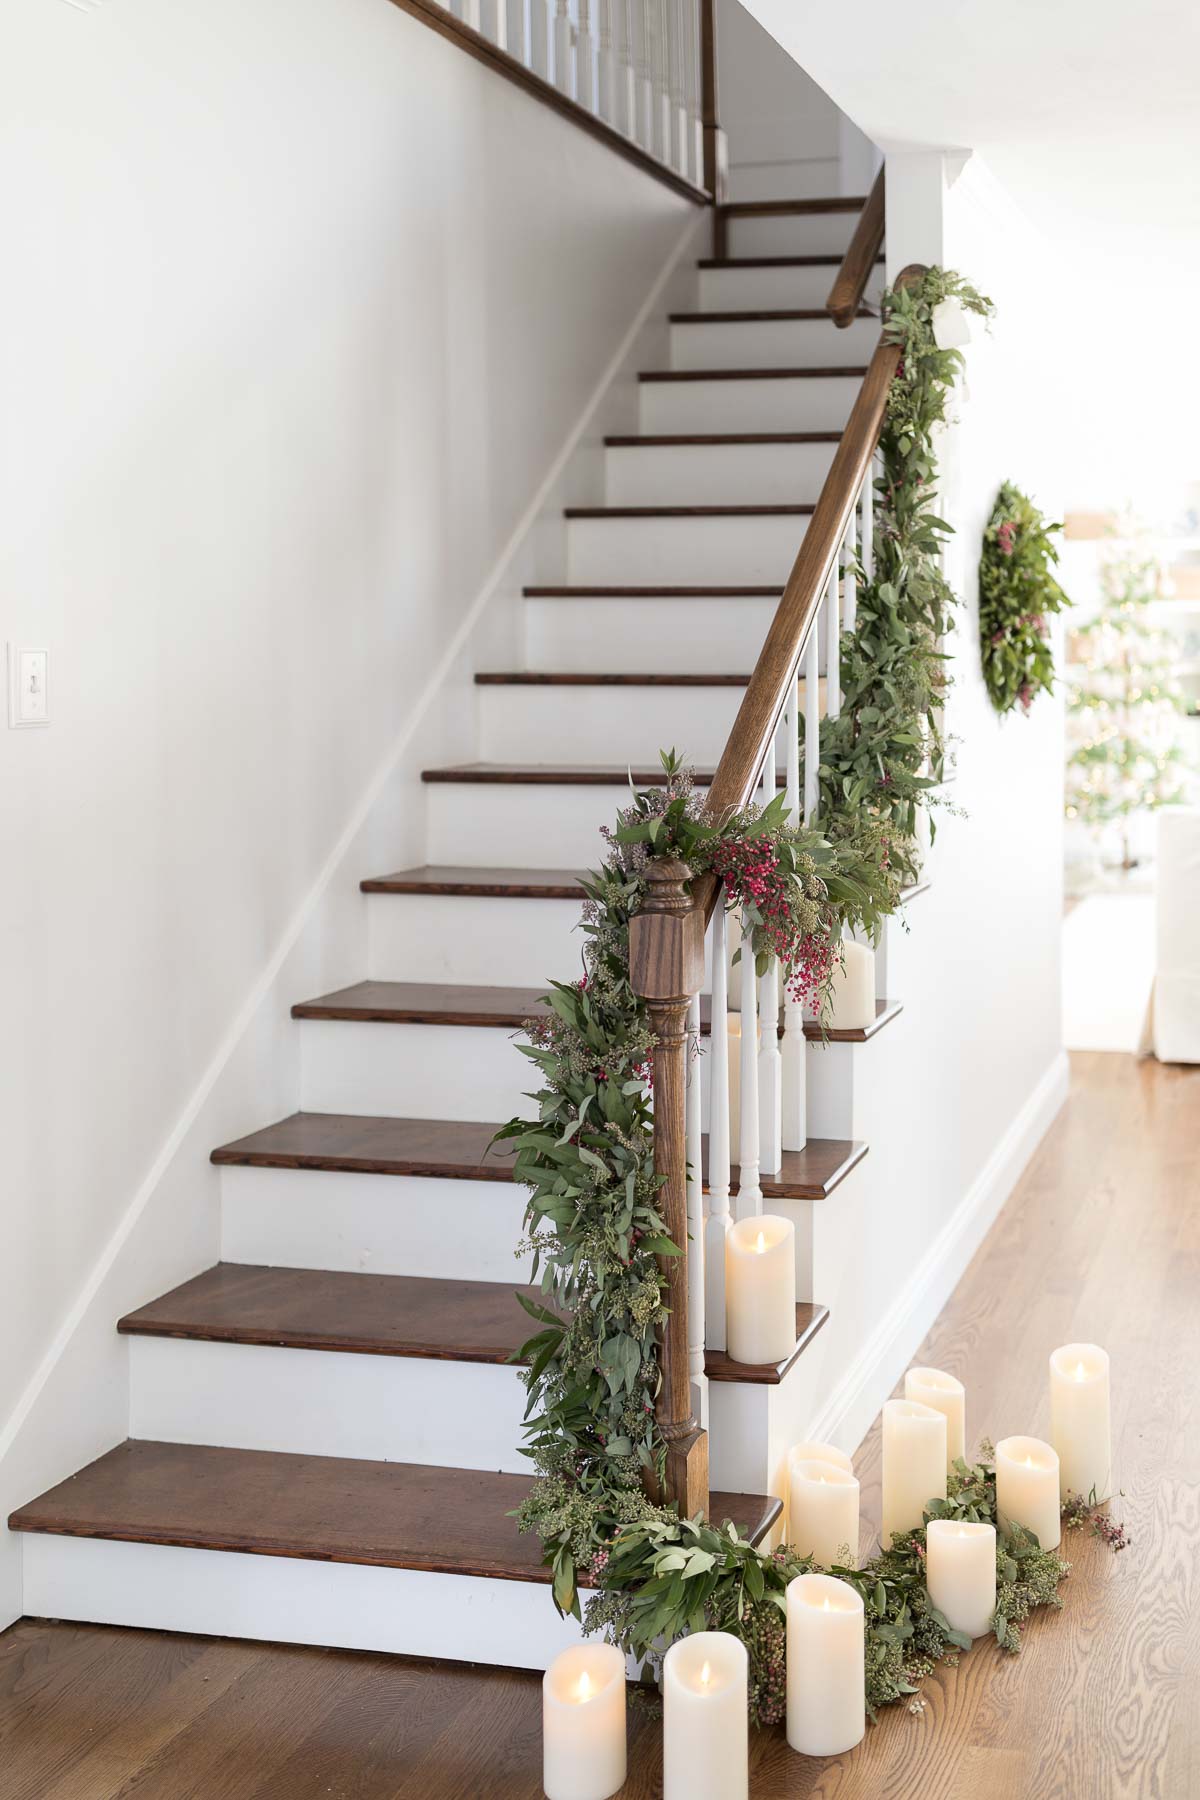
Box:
xmin=636 ymin=0 xmax=654 ymax=149
xmin=668 ymin=0 xmax=688 ymax=175
xmin=757 ymin=750 xmax=782 ymax=1177
xmin=686 ymin=990 xmax=706 ymax=1423
xmin=705 ymin=904 xmax=731 ymax=1350
xmin=506 ymin=0 xmax=527 ymax=62
xmin=652 ymin=0 xmax=671 ymax=163
xmin=782 ymin=674 xmax=808 ymax=1151
xmin=736 ymin=903 xmax=762 ymax=1219
xmin=576 ymin=0 xmax=597 ymax=112
xmin=825 ymin=555 xmax=841 ymax=721
xmin=460 ymin=0 xmax=482 ymax=29
xmin=804 ymin=610 xmax=820 ymax=824
xmin=862 ymin=452 xmax=875 ymax=583
xmin=616 ymin=0 xmax=637 ymax=136
xmin=597 ymin=0 xmax=617 ymax=123
xmin=844 ymin=494 xmax=858 ymax=635
xmin=531 ymin=0 xmax=552 ymax=76
xmin=685 ymin=0 xmax=703 ymax=186
xmin=554 ymin=0 xmax=573 ymax=94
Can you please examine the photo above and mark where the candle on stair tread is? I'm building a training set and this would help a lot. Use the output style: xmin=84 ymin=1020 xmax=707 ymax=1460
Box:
xmin=724 ymin=1214 xmax=795 ymax=1366
xmin=824 ymin=940 xmax=876 ymax=1031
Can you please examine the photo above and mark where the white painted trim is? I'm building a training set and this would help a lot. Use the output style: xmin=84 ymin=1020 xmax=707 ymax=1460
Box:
xmin=805 ymin=1051 xmax=1070 ymax=1459
xmin=0 ymin=207 xmax=704 ymax=1472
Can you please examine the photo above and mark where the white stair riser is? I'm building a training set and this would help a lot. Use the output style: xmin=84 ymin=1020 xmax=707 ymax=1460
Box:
xmin=368 ymin=892 xmax=587 ymax=984
xmin=727 ymin=211 xmax=858 ymax=258
xmin=605 ymin=439 xmax=836 ymax=506
xmin=567 ymin=511 xmax=806 ymax=585
xmin=523 ymin=596 xmax=779 ymax=675
xmin=697 ymin=263 xmax=884 ymax=312
xmin=640 ymin=374 xmax=860 ymax=435
xmin=300 ymin=1019 xmax=536 ymax=1122
xmin=669 ymin=314 xmax=878 ymax=372
xmin=425 ymin=779 xmax=725 ymax=869
xmin=726 ymin=158 xmax=841 ymax=204
xmin=220 ymin=1166 xmax=530 ymax=1284
xmin=21 ymin=1536 xmax=584 ymax=1671
xmin=128 ymin=1337 xmax=529 ymax=1472
xmin=478 ymin=681 xmax=794 ymax=768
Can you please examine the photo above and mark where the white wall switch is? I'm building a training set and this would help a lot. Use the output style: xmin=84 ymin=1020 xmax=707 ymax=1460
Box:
xmin=8 ymin=646 xmax=50 ymax=728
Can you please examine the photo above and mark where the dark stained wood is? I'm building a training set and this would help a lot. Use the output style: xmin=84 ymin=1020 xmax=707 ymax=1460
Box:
xmin=10 ymin=1441 xmax=778 ymax=1581
xmin=705 ymin=1301 xmax=828 ymax=1384
xmin=668 ymin=308 xmax=874 ymax=324
xmin=379 ymin=1 xmax=709 ymax=205
xmin=563 ymin=503 xmax=816 ymax=518
xmin=718 ymin=196 xmax=868 ymax=218
xmin=696 ymin=254 xmax=885 ymax=269
xmin=475 ymin=671 xmax=753 ymax=686
xmin=639 ymin=365 xmax=869 ymax=383
xmin=827 ymin=167 xmax=887 ymax=328
xmin=699 ymin=993 xmax=904 ymax=1047
xmin=522 ymin=583 xmax=784 ymax=597
xmin=604 ymin=432 xmax=842 ymax=446
xmin=359 ymin=864 xmax=586 ymax=897
xmin=118 ymin=1265 xmax=539 ymax=1366
xmin=420 ymin=762 xmax=787 ymax=786
xmin=726 ymin=1136 xmax=867 ymax=1201
xmin=211 ymin=1113 xmax=517 ymax=1182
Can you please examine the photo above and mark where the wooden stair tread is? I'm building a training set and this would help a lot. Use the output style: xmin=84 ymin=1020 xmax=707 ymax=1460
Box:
xmin=639 ymin=366 xmax=869 ymax=383
xmin=118 ymin=1264 xmax=536 ymax=1365
xmin=8 ymin=1442 xmax=781 ymax=1582
xmin=474 ymin=671 xmax=753 ymax=687
xmin=522 ymin=584 xmax=784 ymax=598
xmin=290 ymin=977 xmax=902 ymax=1045
xmin=604 ymin=432 xmax=841 ymax=447
xmin=706 ymin=1303 xmax=829 ymax=1384
xmin=360 ymin=865 xmax=586 ymax=898
xmin=696 ymin=254 xmax=884 ymax=269
xmin=717 ymin=196 xmax=868 ymax=218
xmin=419 ymin=763 xmax=787 ymax=786
xmin=563 ymin=503 xmax=815 ymax=517
xmin=668 ymin=309 xmax=874 ymax=324
xmin=210 ymin=1111 xmax=864 ymax=1201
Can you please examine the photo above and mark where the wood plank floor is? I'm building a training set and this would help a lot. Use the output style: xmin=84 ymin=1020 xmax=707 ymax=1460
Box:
xmin=3 ymin=1052 xmax=1199 ymax=1799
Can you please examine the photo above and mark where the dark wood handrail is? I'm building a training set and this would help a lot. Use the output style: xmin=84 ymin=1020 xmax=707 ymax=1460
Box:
xmin=826 ymin=167 xmax=885 ymax=327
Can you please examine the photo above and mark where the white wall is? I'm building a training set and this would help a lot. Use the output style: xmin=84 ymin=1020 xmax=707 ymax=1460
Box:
xmin=0 ymin=0 xmax=693 ymax=1625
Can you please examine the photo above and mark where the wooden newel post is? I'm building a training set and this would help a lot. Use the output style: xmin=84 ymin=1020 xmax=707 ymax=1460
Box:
xmin=629 ymin=857 xmax=710 ymax=1520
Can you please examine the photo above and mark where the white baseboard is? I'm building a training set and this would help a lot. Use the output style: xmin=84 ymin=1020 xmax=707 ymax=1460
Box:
xmin=806 ymin=1050 xmax=1070 ymax=1458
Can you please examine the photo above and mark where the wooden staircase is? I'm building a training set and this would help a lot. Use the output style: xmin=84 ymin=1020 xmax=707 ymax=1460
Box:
xmin=10 ymin=186 xmax=909 ymax=1670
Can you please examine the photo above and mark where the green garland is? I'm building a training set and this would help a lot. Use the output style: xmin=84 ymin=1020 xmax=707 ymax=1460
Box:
xmin=979 ymin=482 xmax=1071 ymax=714
xmin=498 ymin=266 xmax=1011 ymax=1715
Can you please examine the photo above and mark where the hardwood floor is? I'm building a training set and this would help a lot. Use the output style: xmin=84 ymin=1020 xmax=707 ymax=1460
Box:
xmin=3 ymin=1052 xmax=1198 ymax=1799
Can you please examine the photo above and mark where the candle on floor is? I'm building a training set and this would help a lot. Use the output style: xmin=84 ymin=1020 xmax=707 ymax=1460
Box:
xmin=725 ymin=1214 xmax=796 ymax=1366
xmin=787 ymin=1456 xmax=860 ymax=1568
xmin=542 ymin=1643 xmax=626 ymax=1800
xmin=1049 ymin=1342 xmax=1111 ymax=1503
xmin=789 ymin=1438 xmax=854 ymax=1474
xmin=881 ymin=1398 xmax=947 ymax=1546
xmin=995 ymin=1435 xmax=1061 ymax=1551
xmin=905 ymin=1366 xmax=966 ymax=1467
xmin=786 ymin=1573 xmax=865 ymax=1756
xmin=825 ymin=941 xmax=876 ymax=1032
xmin=925 ymin=1520 xmax=997 ymax=1639
xmin=662 ymin=1631 xmax=747 ymax=1800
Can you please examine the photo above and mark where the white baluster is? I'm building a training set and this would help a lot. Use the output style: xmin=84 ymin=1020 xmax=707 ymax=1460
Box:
xmin=684 ymin=0 xmax=703 ymax=186
xmin=530 ymin=0 xmax=552 ymax=76
xmin=460 ymin=0 xmax=482 ymax=28
xmin=505 ymin=0 xmax=527 ymax=61
xmin=554 ymin=0 xmax=574 ymax=94
xmin=862 ymin=451 xmax=875 ymax=583
xmin=577 ymin=0 xmax=597 ymax=112
xmin=686 ymin=990 xmax=706 ymax=1424
xmin=736 ymin=903 xmax=762 ymax=1219
xmin=597 ymin=0 xmax=616 ymax=123
xmin=804 ymin=604 xmax=820 ymax=825
xmin=654 ymin=0 xmax=672 ymax=163
xmin=668 ymin=0 xmax=688 ymax=175
xmin=616 ymin=0 xmax=637 ymax=136
xmin=843 ymin=493 xmax=858 ymax=635
xmin=782 ymin=674 xmax=808 ymax=1151
xmin=757 ymin=751 xmax=782 ymax=1177
xmin=826 ymin=555 xmax=841 ymax=721
xmin=636 ymin=0 xmax=654 ymax=148
xmin=705 ymin=904 xmax=731 ymax=1351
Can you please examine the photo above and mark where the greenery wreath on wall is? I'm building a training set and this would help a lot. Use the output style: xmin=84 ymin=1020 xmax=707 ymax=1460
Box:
xmin=488 ymin=269 xmax=1133 ymax=1728
xmin=979 ymin=482 xmax=1071 ymax=714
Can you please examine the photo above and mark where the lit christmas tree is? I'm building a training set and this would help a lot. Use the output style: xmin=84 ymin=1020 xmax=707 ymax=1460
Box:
xmin=1065 ymin=543 xmax=1187 ymax=869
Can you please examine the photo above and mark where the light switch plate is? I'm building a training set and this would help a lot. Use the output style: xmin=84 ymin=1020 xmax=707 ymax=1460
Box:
xmin=8 ymin=645 xmax=50 ymax=728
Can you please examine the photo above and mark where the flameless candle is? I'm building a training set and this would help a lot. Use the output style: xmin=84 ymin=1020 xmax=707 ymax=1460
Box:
xmin=662 ymin=1631 xmax=747 ymax=1800
xmin=881 ymin=1398 xmax=946 ymax=1545
xmin=905 ymin=1366 xmax=966 ymax=1467
xmin=542 ymin=1643 xmax=626 ymax=1800
xmin=786 ymin=1573 xmax=865 ymax=1756
xmin=995 ymin=1435 xmax=1061 ymax=1551
xmin=725 ymin=1214 xmax=796 ymax=1366
xmin=925 ymin=1519 xmax=996 ymax=1639
xmin=824 ymin=941 xmax=876 ymax=1032
xmin=789 ymin=1438 xmax=854 ymax=1474
xmin=787 ymin=1457 xmax=860 ymax=1568
xmin=1049 ymin=1342 xmax=1111 ymax=1503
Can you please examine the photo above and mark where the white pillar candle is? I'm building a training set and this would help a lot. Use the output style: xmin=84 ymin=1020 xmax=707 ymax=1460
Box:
xmin=787 ymin=1457 xmax=860 ymax=1568
xmin=925 ymin=1519 xmax=996 ymax=1639
xmin=785 ymin=1573 xmax=865 ymax=1756
xmin=905 ymin=1366 xmax=966 ymax=1467
xmin=880 ymin=1398 xmax=946 ymax=1546
xmin=725 ymin=1214 xmax=795 ymax=1366
xmin=542 ymin=1643 xmax=626 ymax=1800
xmin=995 ymin=1435 xmax=1061 ymax=1551
xmin=789 ymin=1439 xmax=853 ymax=1474
xmin=1049 ymin=1342 xmax=1112 ymax=1504
xmin=825 ymin=940 xmax=876 ymax=1031
xmin=662 ymin=1631 xmax=747 ymax=1800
